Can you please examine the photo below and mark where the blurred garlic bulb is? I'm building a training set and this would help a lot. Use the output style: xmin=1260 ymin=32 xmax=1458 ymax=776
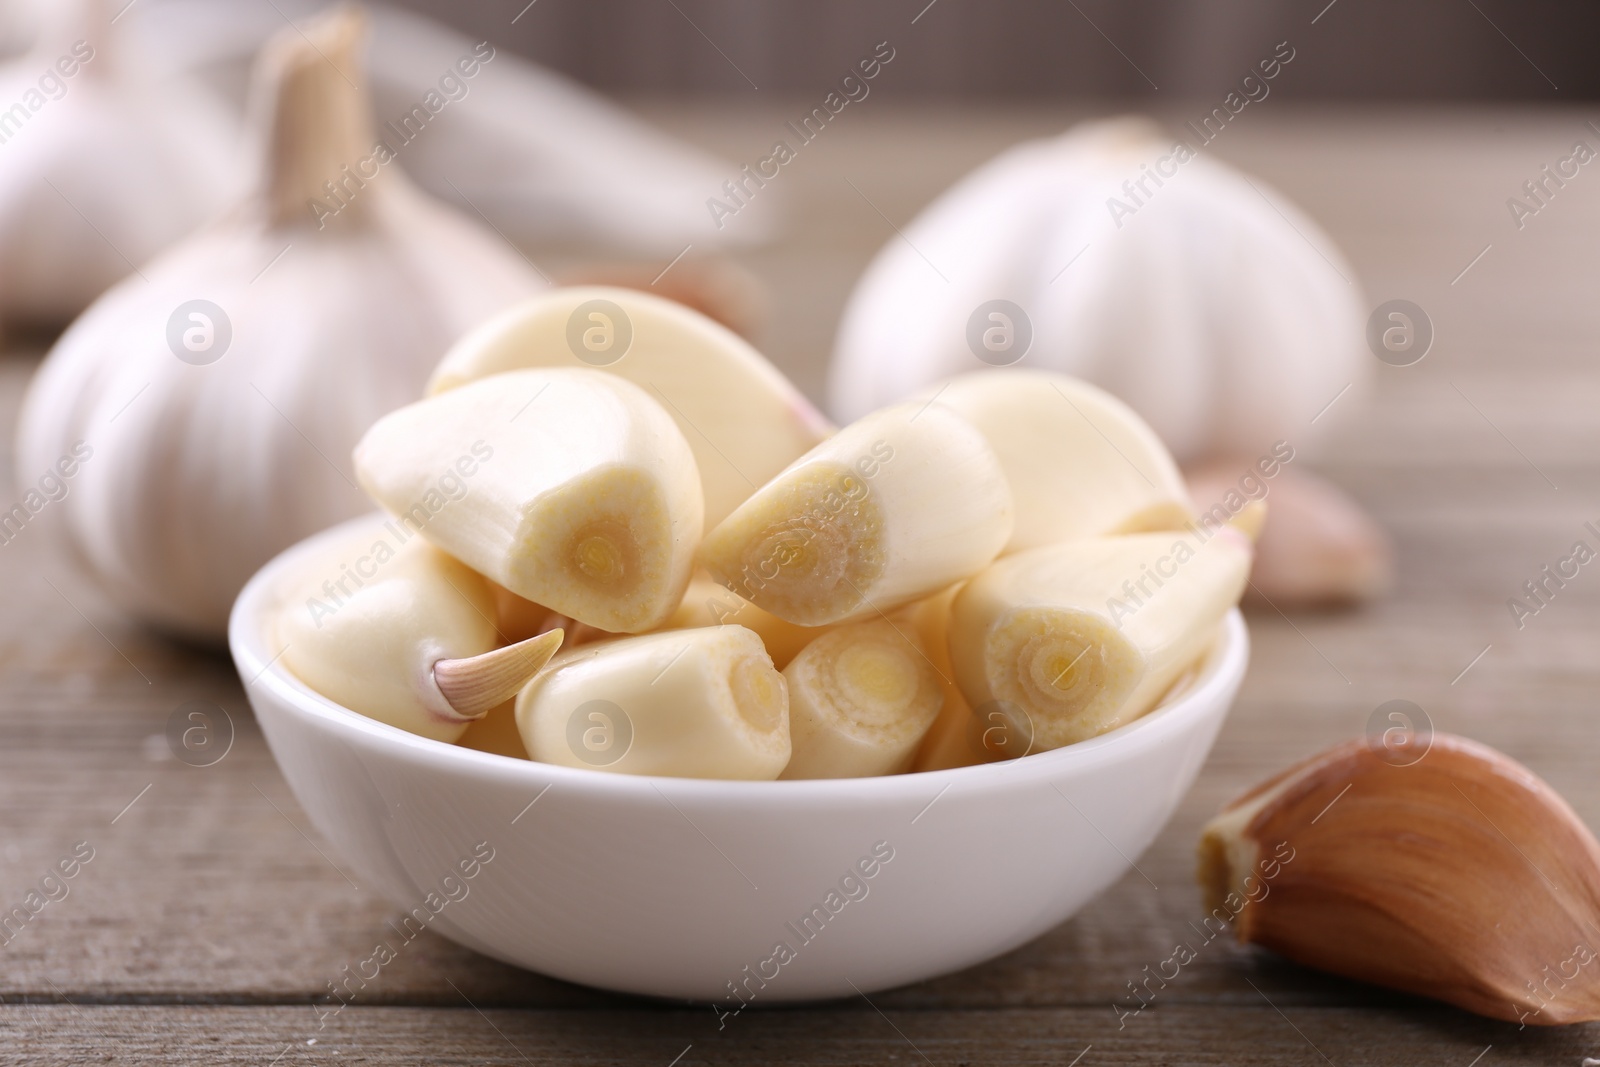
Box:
xmin=0 ymin=0 xmax=239 ymax=326
xmin=15 ymin=7 xmax=544 ymax=641
xmin=829 ymin=116 xmax=1366 ymax=464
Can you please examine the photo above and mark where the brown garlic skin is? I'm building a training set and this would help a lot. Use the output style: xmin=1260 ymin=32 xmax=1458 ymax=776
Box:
xmin=1199 ymin=734 xmax=1600 ymax=1026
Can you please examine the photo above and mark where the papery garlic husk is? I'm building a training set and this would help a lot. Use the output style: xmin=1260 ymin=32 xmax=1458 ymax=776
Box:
xmin=949 ymin=526 xmax=1251 ymax=751
xmin=516 ymin=626 xmax=790 ymax=780
xmin=355 ymin=368 xmax=703 ymax=634
xmin=655 ymin=572 xmax=829 ymax=670
xmin=0 ymin=0 xmax=240 ymax=326
xmin=427 ymin=285 xmax=831 ymax=529
xmin=1199 ymin=734 xmax=1600 ymax=1026
xmin=779 ymin=619 xmax=943 ymax=780
xmin=699 ymin=401 xmax=1014 ymax=627
xmin=914 ymin=369 xmax=1193 ymax=552
xmin=276 ymin=534 xmax=499 ymax=743
xmin=829 ymin=116 xmax=1366 ymax=464
xmin=14 ymin=6 xmax=544 ymax=641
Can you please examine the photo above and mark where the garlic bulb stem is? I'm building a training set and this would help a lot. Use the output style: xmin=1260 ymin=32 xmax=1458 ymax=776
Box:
xmin=252 ymin=6 xmax=373 ymax=227
xmin=433 ymin=628 xmax=563 ymax=719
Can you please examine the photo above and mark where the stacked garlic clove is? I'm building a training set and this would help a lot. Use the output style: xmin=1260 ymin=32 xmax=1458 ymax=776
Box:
xmin=354 ymin=367 xmax=703 ymax=635
xmin=654 ymin=573 xmax=830 ymax=670
xmin=949 ymin=526 xmax=1252 ymax=751
xmin=915 ymin=370 xmax=1194 ymax=550
xmin=277 ymin=534 xmax=561 ymax=743
xmin=780 ymin=620 xmax=943 ymax=779
xmin=427 ymin=285 xmax=833 ymax=529
xmin=699 ymin=400 xmax=1014 ymax=626
xmin=15 ymin=6 xmax=544 ymax=640
xmin=517 ymin=627 xmax=791 ymax=779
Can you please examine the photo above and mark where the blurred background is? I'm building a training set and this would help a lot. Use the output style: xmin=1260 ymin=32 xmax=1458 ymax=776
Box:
xmin=405 ymin=0 xmax=1581 ymax=100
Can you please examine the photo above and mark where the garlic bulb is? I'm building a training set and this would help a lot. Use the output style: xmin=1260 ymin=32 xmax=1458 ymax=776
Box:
xmin=0 ymin=0 xmax=239 ymax=326
xmin=829 ymin=116 xmax=1366 ymax=464
xmin=15 ymin=7 xmax=544 ymax=641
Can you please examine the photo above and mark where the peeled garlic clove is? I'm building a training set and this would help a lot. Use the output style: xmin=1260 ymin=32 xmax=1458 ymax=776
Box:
xmin=277 ymin=537 xmax=507 ymax=743
xmin=829 ymin=115 xmax=1366 ymax=464
xmin=427 ymin=285 xmax=831 ymax=529
xmin=905 ymin=584 xmax=1026 ymax=772
xmin=490 ymin=582 xmax=609 ymax=648
xmin=779 ymin=619 xmax=943 ymax=780
xmin=1188 ymin=460 xmax=1392 ymax=606
xmin=15 ymin=7 xmax=543 ymax=640
xmin=1199 ymin=735 xmax=1600 ymax=1026
xmin=699 ymin=401 xmax=1014 ymax=627
xmin=354 ymin=368 xmax=703 ymax=635
xmin=949 ymin=528 xmax=1251 ymax=751
xmin=654 ymin=572 xmax=829 ymax=669
xmin=915 ymin=370 xmax=1193 ymax=551
xmin=516 ymin=626 xmax=790 ymax=780
xmin=0 ymin=0 xmax=239 ymax=326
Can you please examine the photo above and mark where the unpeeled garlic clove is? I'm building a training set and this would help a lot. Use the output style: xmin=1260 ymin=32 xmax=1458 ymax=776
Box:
xmin=1186 ymin=461 xmax=1392 ymax=607
xmin=516 ymin=626 xmax=790 ymax=780
xmin=699 ymin=401 xmax=1014 ymax=627
xmin=779 ymin=619 xmax=943 ymax=780
xmin=354 ymin=367 xmax=703 ymax=634
xmin=1198 ymin=734 xmax=1600 ymax=1026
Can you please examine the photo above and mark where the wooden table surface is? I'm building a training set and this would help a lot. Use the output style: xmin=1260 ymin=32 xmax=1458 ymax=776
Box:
xmin=6 ymin=102 xmax=1600 ymax=1064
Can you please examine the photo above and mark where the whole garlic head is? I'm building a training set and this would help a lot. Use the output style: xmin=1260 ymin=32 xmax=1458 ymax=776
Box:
xmin=829 ymin=116 xmax=1367 ymax=463
xmin=0 ymin=0 xmax=240 ymax=326
xmin=15 ymin=7 xmax=545 ymax=641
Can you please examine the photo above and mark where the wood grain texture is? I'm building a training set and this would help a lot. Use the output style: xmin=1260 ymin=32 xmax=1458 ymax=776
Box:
xmin=4 ymin=103 xmax=1600 ymax=1060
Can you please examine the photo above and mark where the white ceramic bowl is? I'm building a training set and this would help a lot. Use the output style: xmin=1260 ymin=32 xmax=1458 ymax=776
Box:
xmin=230 ymin=514 xmax=1248 ymax=1003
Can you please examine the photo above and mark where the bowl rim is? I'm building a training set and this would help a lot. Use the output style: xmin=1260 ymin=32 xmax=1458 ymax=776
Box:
xmin=230 ymin=513 xmax=1249 ymax=805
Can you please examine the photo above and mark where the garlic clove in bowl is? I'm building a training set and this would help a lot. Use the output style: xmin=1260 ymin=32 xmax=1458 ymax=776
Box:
xmin=14 ymin=6 xmax=545 ymax=641
xmin=353 ymin=368 xmax=704 ymax=635
xmin=229 ymin=512 xmax=1252 ymax=1002
xmin=427 ymin=285 xmax=832 ymax=530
